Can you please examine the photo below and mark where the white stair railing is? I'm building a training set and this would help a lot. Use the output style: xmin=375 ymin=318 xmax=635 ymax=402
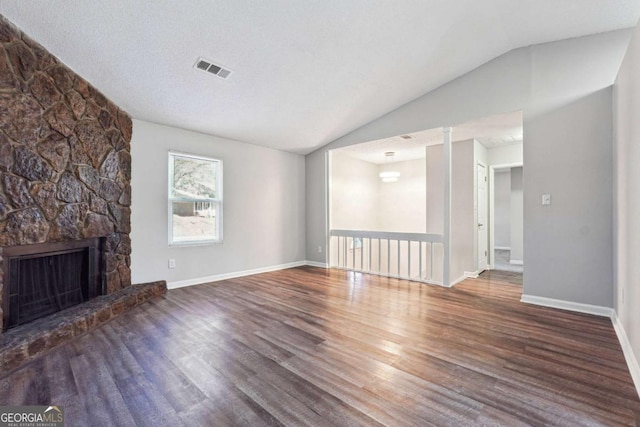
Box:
xmin=329 ymin=229 xmax=444 ymax=285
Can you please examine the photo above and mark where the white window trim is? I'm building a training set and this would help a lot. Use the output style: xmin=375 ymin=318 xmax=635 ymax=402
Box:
xmin=168 ymin=151 xmax=223 ymax=246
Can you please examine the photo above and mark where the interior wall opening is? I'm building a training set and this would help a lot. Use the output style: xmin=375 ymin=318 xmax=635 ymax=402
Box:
xmin=327 ymin=110 xmax=523 ymax=286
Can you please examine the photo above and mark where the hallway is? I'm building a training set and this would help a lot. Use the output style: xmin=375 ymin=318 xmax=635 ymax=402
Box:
xmin=493 ymin=249 xmax=523 ymax=273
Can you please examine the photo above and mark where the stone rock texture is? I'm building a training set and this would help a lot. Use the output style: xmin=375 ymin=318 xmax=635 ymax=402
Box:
xmin=0 ymin=14 xmax=133 ymax=319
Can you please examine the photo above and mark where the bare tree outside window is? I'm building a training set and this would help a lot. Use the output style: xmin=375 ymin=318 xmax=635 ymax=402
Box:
xmin=169 ymin=152 xmax=223 ymax=245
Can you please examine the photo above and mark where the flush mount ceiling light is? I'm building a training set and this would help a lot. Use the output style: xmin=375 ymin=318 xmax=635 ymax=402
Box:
xmin=194 ymin=57 xmax=232 ymax=79
xmin=379 ymin=151 xmax=400 ymax=182
xmin=380 ymin=171 xmax=400 ymax=182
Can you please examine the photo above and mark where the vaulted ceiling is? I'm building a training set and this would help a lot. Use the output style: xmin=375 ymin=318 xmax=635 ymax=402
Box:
xmin=336 ymin=111 xmax=523 ymax=164
xmin=1 ymin=1 xmax=638 ymax=154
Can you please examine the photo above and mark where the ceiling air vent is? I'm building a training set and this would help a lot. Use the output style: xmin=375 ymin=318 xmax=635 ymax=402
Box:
xmin=399 ymin=135 xmax=414 ymax=140
xmin=194 ymin=58 xmax=232 ymax=79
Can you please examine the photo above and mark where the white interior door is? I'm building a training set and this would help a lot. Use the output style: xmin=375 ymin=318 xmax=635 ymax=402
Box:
xmin=477 ymin=164 xmax=488 ymax=272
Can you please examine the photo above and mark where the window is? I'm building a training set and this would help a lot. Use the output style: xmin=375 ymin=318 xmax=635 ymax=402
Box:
xmin=168 ymin=152 xmax=222 ymax=245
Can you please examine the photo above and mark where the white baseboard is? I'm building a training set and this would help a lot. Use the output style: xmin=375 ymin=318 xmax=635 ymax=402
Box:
xmin=510 ymin=260 xmax=523 ymax=265
xmin=495 ymin=246 xmax=511 ymax=250
xmin=464 ymin=271 xmax=479 ymax=279
xmin=446 ymin=274 xmax=467 ymax=288
xmin=611 ymin=311 xmax=640 ymax=398
xmin=520 ymin=294 xmax=614 ymax=317
xmin=521 ymin=296 xmax=639 ymax=398
xmin=305 ymin=260 xmax=328 ymax=268
xmin=168 ymin=261 xmax=307 ymax=289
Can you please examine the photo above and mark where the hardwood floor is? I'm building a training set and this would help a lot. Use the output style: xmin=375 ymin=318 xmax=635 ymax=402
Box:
xmin=1 ymin=267 xmax=638 ymax=426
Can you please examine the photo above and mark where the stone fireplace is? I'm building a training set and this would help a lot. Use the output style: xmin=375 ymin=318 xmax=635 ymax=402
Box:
xmin=0 ymin=14 xmax=133 ymax=332
xmin=2 ymin=238 xmax=105 ymax=330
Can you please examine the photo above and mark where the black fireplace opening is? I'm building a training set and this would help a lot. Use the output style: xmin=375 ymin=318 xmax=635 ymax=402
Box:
xmin=2 ymin=238 xmax=105 ymax=331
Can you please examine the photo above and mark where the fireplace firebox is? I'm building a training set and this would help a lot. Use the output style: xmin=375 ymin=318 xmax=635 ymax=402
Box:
xmin=2 ymin=238 xmax=105 ymax=331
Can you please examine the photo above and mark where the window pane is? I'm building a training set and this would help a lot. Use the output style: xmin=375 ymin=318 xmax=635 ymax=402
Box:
xmin=172 ymin=201 xmax=217 ymax=242
xmin=171 ymin=155 xmax=217 ymax=199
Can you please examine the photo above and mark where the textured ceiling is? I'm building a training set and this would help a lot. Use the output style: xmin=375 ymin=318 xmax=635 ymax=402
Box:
xmin=0 ymin=1 xmax=638 ymax=154
xmin=336 ymin=111 xmax=523 ymax=164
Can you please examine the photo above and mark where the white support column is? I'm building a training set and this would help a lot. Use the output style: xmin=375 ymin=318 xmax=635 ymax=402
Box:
xmin=325 ymin=151 xmax=331 ymax=267
xmin=443 ymin=127 xmax=452 ymax=287
xmin=425 ymin=145 xmax=429 ymax=237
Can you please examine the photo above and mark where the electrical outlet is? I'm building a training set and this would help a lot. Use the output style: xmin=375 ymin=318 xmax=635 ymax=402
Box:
xmin=317 ymin=245 xmax=323 ymax=253
xmin=168 ymin=259 xmax=176 ymax=269
xmin=542 ymin=194 xmax=551 ymax=206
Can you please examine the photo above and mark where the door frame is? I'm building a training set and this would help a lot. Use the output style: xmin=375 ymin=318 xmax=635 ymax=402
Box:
xmin=475 ymin=162 xmax=488 ymax=273
xmin=488 ymin=162 xmax=523 ymax=269
xmin=325 ymin=150 xmax=331 ymax=267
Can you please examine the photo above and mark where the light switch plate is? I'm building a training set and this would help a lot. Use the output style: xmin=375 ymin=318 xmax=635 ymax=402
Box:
xmin=542 ymin=194 xmax=551 ymax=206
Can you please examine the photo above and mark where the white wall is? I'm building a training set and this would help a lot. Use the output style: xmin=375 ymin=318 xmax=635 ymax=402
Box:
xmin=328 ymin=154 xmax=427 ymax=276
xmin=378 ymin=159 xmax=426 ymax=233
xmin=378 ymin=158 xmax=427 ymax=277
xmin=614 ymin=19 xmax=640 ymax=390
xmin=306 ymin=29 xmax=631 ymax=307
xmin=329 ymin=152 xmax=379 ymax=270
xmin=427 ymin=140 xmax=475 ymax=281
xmin=494 ymin=171 xmax=511 ymax=248
xmin=330 ymin=152 xmax=379 ymax=230
xmin=488 ymin=143 xmax=523 ymax=166
xmin=474 ymin=140 xmax=488 ymax=166
xmin=130 ymin=120 xmax=306 ymax=285
xmin=426 ymin=145 xmax=444 ymax=235
xmin=510 ymin=167 xmax=524 ymax=262
xmin=453 ymin=141 xmax=475 ymax=279
xmin=330 ymin=154 xmax=426 ymax=232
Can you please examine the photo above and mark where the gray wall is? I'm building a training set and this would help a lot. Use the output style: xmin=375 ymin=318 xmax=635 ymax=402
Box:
xmin=524 ymin=89 xmax=612 ymax=304
xmin=306 ymin=29 xmax=631 ymax=307
xmin=614 ymin=19 xmax=640 ymax=379
xmin=306 ymin=149 xmax=327 ymax=263
xmin=494 ymin=171 xmax=511 ymax=248
xmin=131 ymin=120 xmax=306 ymax=285
xmin=510 ymin=167 xmax=524 ymax=262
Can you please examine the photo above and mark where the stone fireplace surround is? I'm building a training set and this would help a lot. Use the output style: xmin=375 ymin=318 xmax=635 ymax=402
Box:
xmin=0 ymin=15 xmax=166 ymax=373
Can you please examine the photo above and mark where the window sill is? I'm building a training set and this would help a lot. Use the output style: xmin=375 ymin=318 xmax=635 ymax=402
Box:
xmin=169 ymin=240 xmax=223 ymax=248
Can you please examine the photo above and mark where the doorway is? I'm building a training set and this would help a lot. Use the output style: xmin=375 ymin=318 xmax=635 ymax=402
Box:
xmin=489 ymin=164 xmax=523 ymax=273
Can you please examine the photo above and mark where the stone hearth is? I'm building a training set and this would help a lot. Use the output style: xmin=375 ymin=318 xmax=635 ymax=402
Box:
xmin=0 ymin=280 xmax=166 ymax=374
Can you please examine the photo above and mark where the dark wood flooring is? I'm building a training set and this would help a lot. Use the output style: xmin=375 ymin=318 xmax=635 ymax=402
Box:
xmin=1 ymin=267 xmax=638 ymax=426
